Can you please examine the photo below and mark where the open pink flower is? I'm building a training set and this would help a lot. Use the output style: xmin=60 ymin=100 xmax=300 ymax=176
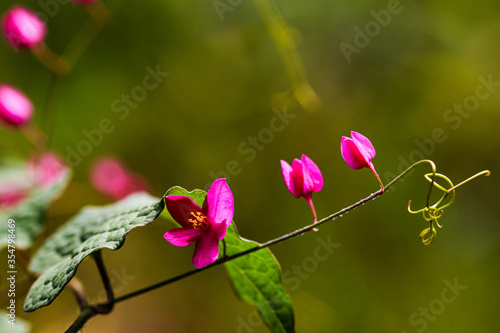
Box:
xmin=164 ymin=178 xmax=234 ymax=269
xmin=90 ymin=157 xmax=150 ymax=200
xmin=281 ymin=154 xmax=323 ymax=223
xmin=341 ymin=131 xmax=384 ymax=190
xmin=0 ymin=84 xmax=33 ymax=127
xmin=2 ymin=6 xmax=46 ymax=50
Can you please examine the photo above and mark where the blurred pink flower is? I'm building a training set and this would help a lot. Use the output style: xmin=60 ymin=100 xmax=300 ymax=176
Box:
xmin=164 ymin=178 xmax=234 ymax=269
xmin=1 ymin=6 xmax=46 ymax=50
xmin=90 ymin=157 xmax=150 ymax=200
xmin=0 ymin=183 xmax=28 ymax=211
xmin=281 ymin=154 xmax=323 ymax=223
xmin=341 ymin=131 xmax=384 ymax=190
xmin=28 ymin=152 xmax=67 ymax=188
xmin=0 ymin=84 xmax=33 ymax=127
xmin=0 ymin=152 xmax=67 ymax=211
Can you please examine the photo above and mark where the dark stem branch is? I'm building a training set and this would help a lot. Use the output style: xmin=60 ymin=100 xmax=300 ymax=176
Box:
xmin=65 ymin=307 xmax=97 ymax=333
xmin=92 ymin=250 xmax=114 ymax=314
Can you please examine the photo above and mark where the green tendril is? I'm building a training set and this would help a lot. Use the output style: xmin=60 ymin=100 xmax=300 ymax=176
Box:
xmin=408 ymin=169 xmax=490 ymax=245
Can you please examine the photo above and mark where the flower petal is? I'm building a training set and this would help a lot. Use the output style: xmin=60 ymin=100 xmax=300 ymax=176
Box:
xmin=204 ymin=178 xmax=234 ymax=229
xmin=164 ymin=228 xmax=202 ymax=247
xmin=351 ymin=131 xmax=376 ymax=161
xmin=291 ymin=158 xmax=304 ymax=197
xmin=192 ymin=234 xmax=220 ymax=269
xmin=165 ymin=195 xmax=204 ymax=228
xmin=280 ymin=160 xmax=299 ymax=198
xmin=341 ymin=136 xmax=367 ymax=170
xmin=211 ymin=220 xmax=229 ymax=240
xmin=301 ymin=154 xmax=323 ymax=193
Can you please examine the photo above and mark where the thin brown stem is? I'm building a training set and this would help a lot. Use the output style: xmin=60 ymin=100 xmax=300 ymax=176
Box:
xmin=92 ymin=250 xmax=114 ymax=313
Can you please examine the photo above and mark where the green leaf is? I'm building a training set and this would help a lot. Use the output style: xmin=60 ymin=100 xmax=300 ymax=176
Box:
xmin=0 ymin=163 xmax=71 ymax=250
xmin=164 ymin=185 xmax=207 ymax=207
xmin=163 ymin=186 xmax=295 ymax=333
xmin=224 ymin=224 xmax=295 ymax=333
xmin=24 ymin=193 xmax=164 ymax=312
xmin=161 ymin=185 xmax=207 ymax=225
xmin=0 ymin=311 xmax=31 ymax=332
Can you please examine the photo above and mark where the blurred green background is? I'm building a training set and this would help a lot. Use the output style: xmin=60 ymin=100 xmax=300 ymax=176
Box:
xmin=1 ymin=0 xmax=499 ymax=332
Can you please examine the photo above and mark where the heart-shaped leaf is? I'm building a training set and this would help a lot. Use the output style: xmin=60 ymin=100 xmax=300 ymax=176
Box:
xmin=24 ymin=193 xmax=164 ymax=312
xmin=164 ymin=186 xmax=295 ymax=333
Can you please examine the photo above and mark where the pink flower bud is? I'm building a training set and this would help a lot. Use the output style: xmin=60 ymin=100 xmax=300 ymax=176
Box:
xmin=0 ymin=84 xmax=34 ymax=127
xmin=341 ymin=131 xmax=376 ymax=171
xmin=341 ymin=131 xmax=384 ymax=190
xmin=281 ymin=154 xmax=323 ymax=223
xmin=1 ymin=6 xmax=46 ymax=50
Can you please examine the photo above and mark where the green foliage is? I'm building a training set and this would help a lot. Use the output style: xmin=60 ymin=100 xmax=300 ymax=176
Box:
xmin=24 ymin=193 xmax=164 ymax=312
xmin=224 ymin=224 xmax=295 ymax=333
xmin=0 ymin=164 xmax=71 ymax=250
xmin=164 ymin=186 xmax=295 ymax=333
xmin=164 ymin=186 xmax=207 ymax=210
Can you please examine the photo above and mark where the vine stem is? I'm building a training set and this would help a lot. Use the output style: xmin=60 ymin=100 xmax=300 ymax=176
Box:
xmin=66 ymin=251 xmax=114 ymax=333
xmin=111 ymin=159 xmax=437 ymax=305
xmin=39 ymin=0 xmax=126 ymax=148
xmin=92 ymin=250 xmax=114 ymax=313
xmin=252 ymin=0 xmax=320 ymax=112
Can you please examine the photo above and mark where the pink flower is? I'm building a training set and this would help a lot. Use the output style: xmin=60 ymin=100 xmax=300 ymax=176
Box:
xmin=281 ymin=154 xmax=323 ymax=223
xmin=0 ymin=183 xmax=29 ymax=211
xmin=90 ymin=157 xmax=151 ymax=200
xmin=341 ymin=131 xmax=384 ymax=190
xmin=164 ymin=178 xmax=234 ymax=269
xmin=0 ymin=84 xmax=33 ymax=127
xmin=1 ymin=6 xmax=46 ymax=50
xmin=28 ymin=152 xmax=67 ymax=188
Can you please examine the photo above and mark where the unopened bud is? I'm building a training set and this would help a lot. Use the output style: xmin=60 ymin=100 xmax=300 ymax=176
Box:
xmin=0 ymin=84 xmax=34 ymax=127
xmin=2 ymin=6 xmax=46 ymax=50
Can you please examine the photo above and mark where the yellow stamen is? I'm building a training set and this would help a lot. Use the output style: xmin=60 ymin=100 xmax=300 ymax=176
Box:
xmin=188 ymin=212 xmax=209 ymax=230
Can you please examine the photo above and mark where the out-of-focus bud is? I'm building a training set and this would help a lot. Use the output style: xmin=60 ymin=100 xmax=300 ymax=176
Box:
xmin=1 ymin=6 xmax=46 ymax=50
xmin=0 ymin=84 xmax=33 ymax=128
